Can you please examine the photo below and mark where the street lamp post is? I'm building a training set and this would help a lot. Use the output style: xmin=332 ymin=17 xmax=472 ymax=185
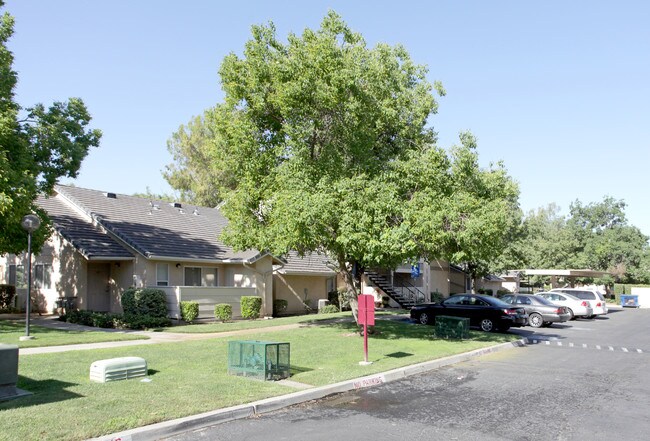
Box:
xmin=20 ymin=214 xmax=41 ymax=341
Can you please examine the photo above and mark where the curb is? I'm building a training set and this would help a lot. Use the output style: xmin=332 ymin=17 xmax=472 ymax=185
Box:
xmin=90 ymin=338 xmax=526 ymax=441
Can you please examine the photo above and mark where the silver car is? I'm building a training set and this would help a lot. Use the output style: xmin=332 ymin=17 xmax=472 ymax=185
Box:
xmin=537 ymin=292 xmax=593 ymax=319
xmin=501 ymin=293 xmax=572 ymax=328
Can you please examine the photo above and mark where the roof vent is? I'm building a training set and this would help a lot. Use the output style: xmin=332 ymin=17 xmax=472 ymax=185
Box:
xmin=104 ymin=192 xmax=117 ymax=199
xmin=170 ymin=202 xmax=182 ymax=209
xmin=193 ymin=208 xmax=200 ymax=216
xmin=150 ymin=201 xmax=160 ymax=210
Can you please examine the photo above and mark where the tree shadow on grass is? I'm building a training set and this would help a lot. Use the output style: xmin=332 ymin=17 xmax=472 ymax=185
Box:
xmin=290 ymin=365 xmax=313 ymax=376
xmin=0 ymin=377 xmax=81 ymax=410
xmin=306 ymin=318 xmax=516 ymax=344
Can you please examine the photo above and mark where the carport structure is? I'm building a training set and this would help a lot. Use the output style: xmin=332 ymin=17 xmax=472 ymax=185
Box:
xmin=519 ymin=269 xmax=610 ymax=289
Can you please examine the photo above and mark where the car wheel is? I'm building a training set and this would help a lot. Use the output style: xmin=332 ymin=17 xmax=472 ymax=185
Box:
xmin=567 ymin=308 xmax=575 ymax=320
xmin=480 ymin=318 xmax=495 ymax=332
xmin=528 ymin=313 xmax=543 ymax=328
xmin=419 ymin=312 xmax=430 ymax=325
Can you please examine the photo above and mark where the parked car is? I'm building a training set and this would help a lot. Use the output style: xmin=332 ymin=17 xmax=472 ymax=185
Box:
xmin=536 ymin=291 xmax=593 ymax=319
xmin=550 ymin=288 xmax=608 ymax=318
xmin=500 ymin=293 xmax=571 ymax=328
xmin=410 ymin=294 xmax=528 ymax=332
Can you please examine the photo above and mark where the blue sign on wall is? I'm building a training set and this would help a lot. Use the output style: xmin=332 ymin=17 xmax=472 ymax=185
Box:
xmin=411 ymin=263 xmax=421 ymax=279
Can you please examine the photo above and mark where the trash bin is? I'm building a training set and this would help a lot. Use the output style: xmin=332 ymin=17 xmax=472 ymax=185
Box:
xmin=620 ymin=295 xmax=639 ymax=308
xmin=228 ymin=341 xmax=290 ymax=380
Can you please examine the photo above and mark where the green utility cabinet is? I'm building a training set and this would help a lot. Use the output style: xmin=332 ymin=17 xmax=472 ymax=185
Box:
xmin=228 ymin=340 xmax=290 ymax=381
xmin=435 ymin=315 xmax=470 ymax=339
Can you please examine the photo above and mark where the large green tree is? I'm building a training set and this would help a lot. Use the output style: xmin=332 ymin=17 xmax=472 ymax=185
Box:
xmin=0 ymin=2 xmax=101 ymax=254
xmin=204 ymin=12 xmax=517 ymax=308
xmin=163 ymin=114 xmax=234 ymax=207
xmin=567 ymin=197 xmax=649 ymax=283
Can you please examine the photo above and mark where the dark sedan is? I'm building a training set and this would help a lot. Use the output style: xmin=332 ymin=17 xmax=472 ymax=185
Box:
xmin=410 ymin=294 xmax=528 ymax=332
xmin=500 ymin=293 xmax=571 ymax=328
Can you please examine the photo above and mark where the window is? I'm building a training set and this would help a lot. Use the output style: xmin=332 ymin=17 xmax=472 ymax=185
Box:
xmin=8 ymin=265 xmax=26 ymax=288
xmin=183 ymin=267 xmax=218 ymax=287
xmin=156 ymin=263 xmax=169 ymax=286
xmin=34 ymin=264 xmax=52 ymax=289
xmin=184 ymin=267 xmax=202 ymax=286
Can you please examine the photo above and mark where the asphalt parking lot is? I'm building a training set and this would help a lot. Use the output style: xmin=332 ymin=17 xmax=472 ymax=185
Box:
xmin=164 ymin=306 xmax=650 ymax=441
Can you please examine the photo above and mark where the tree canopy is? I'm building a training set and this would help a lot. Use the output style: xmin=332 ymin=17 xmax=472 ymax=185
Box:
xmin=170 ymin=11 xmax=519 ymax=307
xmin=0 ymin=1 xmax=101 ymax=254
xmin=501 ymin=197 xmax=650 ymax=285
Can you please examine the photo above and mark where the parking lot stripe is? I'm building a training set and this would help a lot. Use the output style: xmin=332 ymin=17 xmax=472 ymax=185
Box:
xmin=582 ymin=344 xmax=588 ymax=348
xmin=596 ymin=345 xmax=601 ymax=350
xmin=608 ymin=346 xmax=614 ymax=351
xmin=569 ymin=343 xmax=574 ymax=347
xmin=557 ymin=342 xmax=563 ymax=346
xmin=637 ymin=349 xmax=643 ymax=353
xmin=622 ymin=348 xmax=629 ymax=352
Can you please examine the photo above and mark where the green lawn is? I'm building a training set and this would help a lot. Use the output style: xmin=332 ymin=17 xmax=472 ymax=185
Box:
xmin=163 ymin=310 xmax=407 ymax=333
xmin=0 ymin=317 xmax=520 ymax=441
xmin=0 ymin=320 xmax=148 ymax=348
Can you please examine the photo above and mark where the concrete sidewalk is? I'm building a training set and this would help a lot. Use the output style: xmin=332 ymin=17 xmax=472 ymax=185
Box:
xmin=17 ymin=315 xmax=306 ymax=355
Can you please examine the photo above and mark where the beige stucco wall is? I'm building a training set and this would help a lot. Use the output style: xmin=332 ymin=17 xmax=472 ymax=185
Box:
xmin=273 ymin=273 xmax=332 ymax=314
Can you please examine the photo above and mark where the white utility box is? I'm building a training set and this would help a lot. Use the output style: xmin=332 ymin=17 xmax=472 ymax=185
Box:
xmin=90 ymin=357 xmax=147 ymax=383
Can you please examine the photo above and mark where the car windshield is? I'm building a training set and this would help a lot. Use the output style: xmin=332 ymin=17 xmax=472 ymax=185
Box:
xmin=532 ymin=295 xmax=555 ymax=306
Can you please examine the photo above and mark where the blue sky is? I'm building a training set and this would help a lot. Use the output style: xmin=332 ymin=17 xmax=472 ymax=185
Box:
xmin=6 ymin=1 xmax=650 ymax=236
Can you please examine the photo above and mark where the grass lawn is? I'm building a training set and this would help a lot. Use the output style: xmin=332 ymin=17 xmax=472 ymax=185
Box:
xmin=0 ymin=317 xmax=520 ymax=441
xmin=0 ymin=320 xmax=148 ymax=348
xmin=163 ymin=310 xmax=407 ymax=333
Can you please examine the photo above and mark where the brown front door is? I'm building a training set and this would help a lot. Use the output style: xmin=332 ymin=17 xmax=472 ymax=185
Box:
xmin=87 ymin=263 xmax=111 ymax=311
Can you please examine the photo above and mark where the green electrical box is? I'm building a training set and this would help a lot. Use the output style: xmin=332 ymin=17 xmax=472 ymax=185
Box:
xmin=435 ymin=316 xmax=469 ymax=339
xmin=228 ymin=340 xmax=290 ymax=381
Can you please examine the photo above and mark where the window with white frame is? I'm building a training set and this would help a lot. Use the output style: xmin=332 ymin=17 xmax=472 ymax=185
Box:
xmin=156 ymin=263 xmax=169 ymax=286
xmin=34 ymin=264 xmax=52 ymax=289
xmin=184 ymin=267 xmax=218 ymax=287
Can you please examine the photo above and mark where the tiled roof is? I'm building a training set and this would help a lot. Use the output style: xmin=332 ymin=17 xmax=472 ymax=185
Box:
xmin=280 ymin=251 xmax=335 ymax=275
xmin=50 ymin=185 xmax=262 ymax=262
xmin=37 ymin=194 xmax=134 ymax=260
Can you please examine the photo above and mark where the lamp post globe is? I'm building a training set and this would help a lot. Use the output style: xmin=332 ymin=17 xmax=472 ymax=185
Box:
xmin=20 ymin=214 xmax=41 ymax=341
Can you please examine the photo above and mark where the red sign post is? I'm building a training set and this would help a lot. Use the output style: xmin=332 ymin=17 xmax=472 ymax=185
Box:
xmin=357 ymin=294 xmax=375 ymax=364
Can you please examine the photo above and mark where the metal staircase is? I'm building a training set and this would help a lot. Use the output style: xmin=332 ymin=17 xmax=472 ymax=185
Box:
xmin=365 ymin=270 xmax=426 ymax=309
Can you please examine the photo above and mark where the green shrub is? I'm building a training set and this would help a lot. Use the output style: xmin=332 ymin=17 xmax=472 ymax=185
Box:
xmin=121 ymin=288 xmax=168 ymax=318
xmin=430 ymin=291 xmax=444 ymax=303
xmin=180 ymin=301 xmax=199 ymax=323
xmin=241 ymin=296 xmax=262 ymax=319
xmin=115 ymin=313 xmax=171 ymax=330
xmin=273 ymin=299 xmax=288 ymax=316
xmin=66 ymin=309 xmax=94 ymax=326
xmin=319 ymin=304 xmax=339 ymax=314
xmin=0 ymin=284 xmax=16 ymax=309
xmin=91 ymin=312 xmax=116 ymax=329
xmin=214 ymin=303 xmax=232 ymax=322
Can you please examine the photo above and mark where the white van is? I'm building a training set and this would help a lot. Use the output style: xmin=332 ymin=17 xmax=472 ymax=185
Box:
xmin=549 ymin=288 xmax=608 ymax=318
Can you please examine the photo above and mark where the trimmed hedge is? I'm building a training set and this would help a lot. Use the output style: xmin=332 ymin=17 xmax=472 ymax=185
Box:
xmin=62 ymin=310 xmax=171 ymax=330
xmin=121 ymin=288 xmax=168 ymax=318
xmin=214 ymin=303 xmax=232 ymax=322
xmin=180 ymin=301 xmax=199 ymax=323
xmin=318 ymin=304 xmax=339 ymax=314
xmin=241 ymin=296 xmax=262 ymax=319
xmin=0 ymin=284 xmax=16 ymax=309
